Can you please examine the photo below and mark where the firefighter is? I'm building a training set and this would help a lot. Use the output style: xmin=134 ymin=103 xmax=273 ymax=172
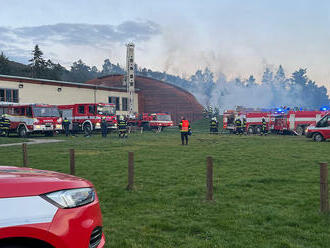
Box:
xmin=62 ymin=117 xmax=71 ymax=137
xmin=235 ymin=118 xmax=242 ymax=135
xmin=210 ymin=117 xmax=218 ymax=134
xmin=0 ymin=114 xmax=10 ymax=137
xmin=101 ymin=116 xmax=108 ymax=138
xmin=242 ymin=118 xmax=247 ymax=134
xmin=179 ymin=116 xmax=191 ymax=145
xmin=261 ymin=118 xmax=267 ymax=135
xmin=118 ymin=116 xmax=128 ymax=138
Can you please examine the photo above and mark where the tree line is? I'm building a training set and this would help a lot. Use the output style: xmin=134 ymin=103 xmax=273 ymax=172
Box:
xmin=0 ymin=45 xmax=329 ymax=110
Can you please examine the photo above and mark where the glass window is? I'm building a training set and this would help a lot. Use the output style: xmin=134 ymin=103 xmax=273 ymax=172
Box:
xmin=122 ymin=98 xmax=128 ymax=111
xmin=115 ymin=97 xmax=120 ymax=111
xmin=13 ymin=90 xmax=18 ymax=103
xmin=89 ymin=105 xmax=96 ymax=114
xmin=26 ymin=107 xmax=32 ymax=117
xmin=0 ymin=89 xmax=4 ymax=102
xmin=5 ymin=89 xmax=12 ymax=102
xmin=78 ymin=105 xmax=85 ymax=114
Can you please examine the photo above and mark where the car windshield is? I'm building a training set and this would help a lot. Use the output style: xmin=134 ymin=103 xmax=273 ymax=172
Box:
xmin=97 ymin=105 xmax=116 ymax=116
xmin=33 ymin=107 xmax=60 ymax=117
xmin=156 ymin=115 xmax=171 ymax=121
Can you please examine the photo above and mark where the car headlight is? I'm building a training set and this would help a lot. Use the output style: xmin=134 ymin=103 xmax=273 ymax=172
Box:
xmin=95 ymin=123 xmax=101 ymax=128
xmin=41 ymin=188 xmax=95 ymax=208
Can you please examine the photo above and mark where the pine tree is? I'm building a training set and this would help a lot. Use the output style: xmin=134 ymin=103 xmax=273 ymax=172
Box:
xmin=29 ymin=45 xmax=46 ymax=78
xmin=0 ymin=52 xmax=10 ymax=74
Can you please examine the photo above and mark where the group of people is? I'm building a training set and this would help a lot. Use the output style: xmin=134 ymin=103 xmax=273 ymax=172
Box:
xmin=62 ymin=116 xmax=128 ymax=138
xmin=235 ymin=117 xmax=268 ymax=135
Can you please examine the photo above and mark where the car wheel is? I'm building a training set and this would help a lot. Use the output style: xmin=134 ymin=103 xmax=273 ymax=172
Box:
xmin=313 ymin=133 xmax=324 ymax=142
xmin=18 ymin=126 xmax=27 ymax=138
xmin=296 ymin=126 xmax=304 ymax=136
xmin=84 ymin=123 xmax=92 ymax=136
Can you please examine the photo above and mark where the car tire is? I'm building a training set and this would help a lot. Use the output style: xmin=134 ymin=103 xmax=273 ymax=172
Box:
xmin=83 ymin=123 xmax=92 ymax=136
xmin=18 ymin=126 xmax=27 ymax=138
xmin=313 ymin=133 xmax=324 ymax=142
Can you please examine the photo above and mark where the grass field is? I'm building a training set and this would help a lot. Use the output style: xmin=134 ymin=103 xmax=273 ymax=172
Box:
xmin=0 ymin=120 xmax=329 ymax=248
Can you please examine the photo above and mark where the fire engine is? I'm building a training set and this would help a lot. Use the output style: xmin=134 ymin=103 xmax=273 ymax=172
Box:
xmin=57 ymin=103 xmax=117 ymax=135
xmin=273 ymin=110 xmax=326 ymax=135
xmin=128 ymin=113 xmax=174 ymax=131
xmin=223 ymin=109 xmax=271 ymax=134
xmin=305 ymin=113 xmax=330 ymax=141
xmin=0 ymin=103 xmax=62 ymax=137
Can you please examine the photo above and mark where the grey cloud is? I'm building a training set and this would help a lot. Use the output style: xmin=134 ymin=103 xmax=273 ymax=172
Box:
xmin=0 ymin=21 xmax=161 ymax=47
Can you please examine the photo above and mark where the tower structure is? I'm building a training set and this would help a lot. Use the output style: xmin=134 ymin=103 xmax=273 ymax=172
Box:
xmin=126 ymin=42 xmax=135 ymax=116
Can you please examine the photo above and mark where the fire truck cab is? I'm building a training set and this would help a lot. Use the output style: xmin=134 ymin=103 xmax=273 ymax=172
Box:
xmin=306 ymin=114 xmax=330 ymax=141
xmin=0 ymin=103 xmax=62 ymax=137
xmin=57 ymin=103 xmax=117 ymax=135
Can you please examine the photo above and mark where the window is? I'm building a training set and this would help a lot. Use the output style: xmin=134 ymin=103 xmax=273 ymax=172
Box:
xmin=0 ymin=88 xmax=18 ymax=103
xmin=109 ymin=96 xmax=120 ymax=111
xmin=78 ymin=105 xmax=85 ymax=114
xmin=26 ymin=107 xmax=32 ymax=117
xmin=122 ymin=98 xmax=128 ymax=111
xmin=88 ymin=105 xmax=96 ymax=114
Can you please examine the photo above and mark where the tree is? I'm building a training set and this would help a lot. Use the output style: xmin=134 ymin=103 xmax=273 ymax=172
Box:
xmin=29 ymin=45 xmax=46 ymax=78
xmin=262 ymin=67 xmax=273 ymax=85
xmin=0 ymin=52 xmax=10 ymax=74
xmin=245 ymin=75 xmax=256 ymax=87
xmin=274 ymin=65 xmax=286 ymax=83
xmin=291 ymin=68 xmax=308 ymax=86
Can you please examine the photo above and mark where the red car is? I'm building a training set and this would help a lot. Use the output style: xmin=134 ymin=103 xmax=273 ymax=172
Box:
xmin=306 ymin=114 xmax=330 ymax=141
xmin=0 ymin=166 xmax=105 ymax=248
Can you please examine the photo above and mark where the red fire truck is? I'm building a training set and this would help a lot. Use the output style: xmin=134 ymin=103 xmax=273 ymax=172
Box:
xmin=128 ymin=113 xmax=173 ymax=131
xmin=306 ymin=113 xmax=330 ymax=141
xmin=57 ymin=103 xmax=117 ymax=135
xmin=273 ymin=110 xmax=326 ymax=135
xmin=0 ymin=103 xmax=62 ymax=137
xmin=223 ymin=109 xmax=272 ymax=134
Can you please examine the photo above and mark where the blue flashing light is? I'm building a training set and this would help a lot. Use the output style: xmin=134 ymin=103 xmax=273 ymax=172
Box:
xmin=277 ymin=108 xmax=283 ymax=112
xmin=320 ymin=107 xmax=328 ymax=111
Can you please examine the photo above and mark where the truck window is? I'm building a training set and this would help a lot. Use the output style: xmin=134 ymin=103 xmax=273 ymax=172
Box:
xmin=317 ymin=116 xmax=329 ymax=127
xmin=26 ymin=107 xmax=32 ymax=117
xmin=78 ymin=106 xmax=85 ymax=114
xmin=88 ymin=105 xmax=96 ymax=114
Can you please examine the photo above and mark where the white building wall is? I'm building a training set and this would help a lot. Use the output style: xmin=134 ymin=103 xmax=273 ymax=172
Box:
xmin=0 ymin=79 xmax=138 ymax=115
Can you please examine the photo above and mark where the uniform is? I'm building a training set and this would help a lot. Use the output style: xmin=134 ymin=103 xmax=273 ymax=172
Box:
xmin=101 ymin=118 xmax=108 ymax=138
xmin=242 ymin=118 xmax=247 ymax=134
xmin=118 ymin=119 xmax=128 ymax=138
xmin=261 ymin=119 xmax=267 ymax=135
xmin=235 ymin=118 xmax=242 ymax=135
xmin=0 ymin=116 xmax=10 ymax=136
xmin=62 ymin=118 xmax=71 ymax=137
xmin=179 ymin=118 xmax=190 ymax=145
xmin=210 ymin=118 xmax=218 ymax=134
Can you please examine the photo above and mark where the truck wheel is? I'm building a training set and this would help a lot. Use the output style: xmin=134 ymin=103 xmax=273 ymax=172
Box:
xmin=313 ymin=133 xmax=324 ymax=142
xmin=143 ymin=123 xmax=149 ymax=131
xmin=84 ymin=123 xmax=92 ymax=136
xmin=296 ymin=126 xmax=304 ymax=136
xmin=45 ymin=131 xmax=54 ymax=137
xmin=18 ymin=126 xmax=27 ymax=138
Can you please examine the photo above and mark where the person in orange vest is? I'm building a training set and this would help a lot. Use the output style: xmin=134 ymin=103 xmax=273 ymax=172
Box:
xmin=179 ymin=116 xmax=191 ymax=145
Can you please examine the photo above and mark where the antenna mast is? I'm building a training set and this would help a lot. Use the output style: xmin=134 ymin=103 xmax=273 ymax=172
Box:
xmin=126 ymin=42 xmax=135 ymax=116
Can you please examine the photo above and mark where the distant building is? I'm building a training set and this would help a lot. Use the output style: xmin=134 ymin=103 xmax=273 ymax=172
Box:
xmin=0 ymin=74 xmax=138 ymax=116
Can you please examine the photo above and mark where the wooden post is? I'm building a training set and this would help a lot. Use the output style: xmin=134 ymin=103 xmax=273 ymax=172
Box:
xmin=206 ymin=156 xmax=213 ymax=201
xmin=70 ymin=149 xmax=75 ymax=175
xmin=22 ymin=143 xmax=28 ymax=167
xmin=127 ymin=152 xmax=134 ymax=190
xmin=320 ymin=162 xmax=329 ymax=213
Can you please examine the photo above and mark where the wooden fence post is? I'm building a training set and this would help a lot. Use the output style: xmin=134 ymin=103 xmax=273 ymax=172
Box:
xmin=320 ymin=162 xmax=329 ymax=213
xmin=127 ymin=152 xmax=134 ymax=190
xmin=22 ymin=143 xmax=28 ymax=167
xmin=206 ymin=156 xmax=213 ymax=201
xmin=70 ymin=149 xmax=75 ymax=175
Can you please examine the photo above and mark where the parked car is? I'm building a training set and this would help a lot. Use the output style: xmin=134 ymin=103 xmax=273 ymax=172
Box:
xmin=306 ymin=114 xmax=330 ymax=141
xmin=0 ymin=166 xmax=105 ymax=248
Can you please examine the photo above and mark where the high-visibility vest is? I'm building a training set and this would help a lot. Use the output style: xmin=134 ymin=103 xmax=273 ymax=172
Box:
xmin=181 ymin=120 xmax=189 ymax=132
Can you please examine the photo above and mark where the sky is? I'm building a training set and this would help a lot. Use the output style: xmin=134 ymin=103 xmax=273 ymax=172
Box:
xmin=0 ymin=0 xmax=330 ymax=90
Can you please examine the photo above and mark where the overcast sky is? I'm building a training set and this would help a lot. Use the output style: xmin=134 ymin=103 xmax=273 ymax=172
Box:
xmin=1 ymin=0 xmax=330 ymax=89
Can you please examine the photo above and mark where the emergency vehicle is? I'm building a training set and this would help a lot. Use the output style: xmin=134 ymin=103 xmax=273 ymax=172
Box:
xmin=128 ymin=113 xmax=173 ymax=131
xmin=57 ymin=103 xmax=117 ymax=135
xmin=223 ymin=109 xmax=272 ymax=134
xmin=273 ymin=110 xmax=326 ymax=135
xmin=0 ymin=166 xmax=105 ymax=248
xmin=305 ymin=113 xmax=330 ymax=141
xmin=0 ymin=103 xmax=62 ymax=137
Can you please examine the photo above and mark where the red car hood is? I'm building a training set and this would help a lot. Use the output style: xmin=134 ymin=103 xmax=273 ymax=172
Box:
xmin=0 ymin=166 xmax=93 ymax=198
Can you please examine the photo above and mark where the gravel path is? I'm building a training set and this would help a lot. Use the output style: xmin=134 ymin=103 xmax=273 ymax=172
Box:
xmin=0 ymin=139 xmax=64 ymax=147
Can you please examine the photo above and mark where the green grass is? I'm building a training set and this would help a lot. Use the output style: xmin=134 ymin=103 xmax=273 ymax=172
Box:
xmin=0 ymin=122 xmax=329 ymax=248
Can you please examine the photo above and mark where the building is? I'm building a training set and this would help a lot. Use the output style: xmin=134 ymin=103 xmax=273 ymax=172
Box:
xmin=0 ymin=74 xmax=138 ymax=116
xmin=87 ymin=75 xmax=204 ymax=124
